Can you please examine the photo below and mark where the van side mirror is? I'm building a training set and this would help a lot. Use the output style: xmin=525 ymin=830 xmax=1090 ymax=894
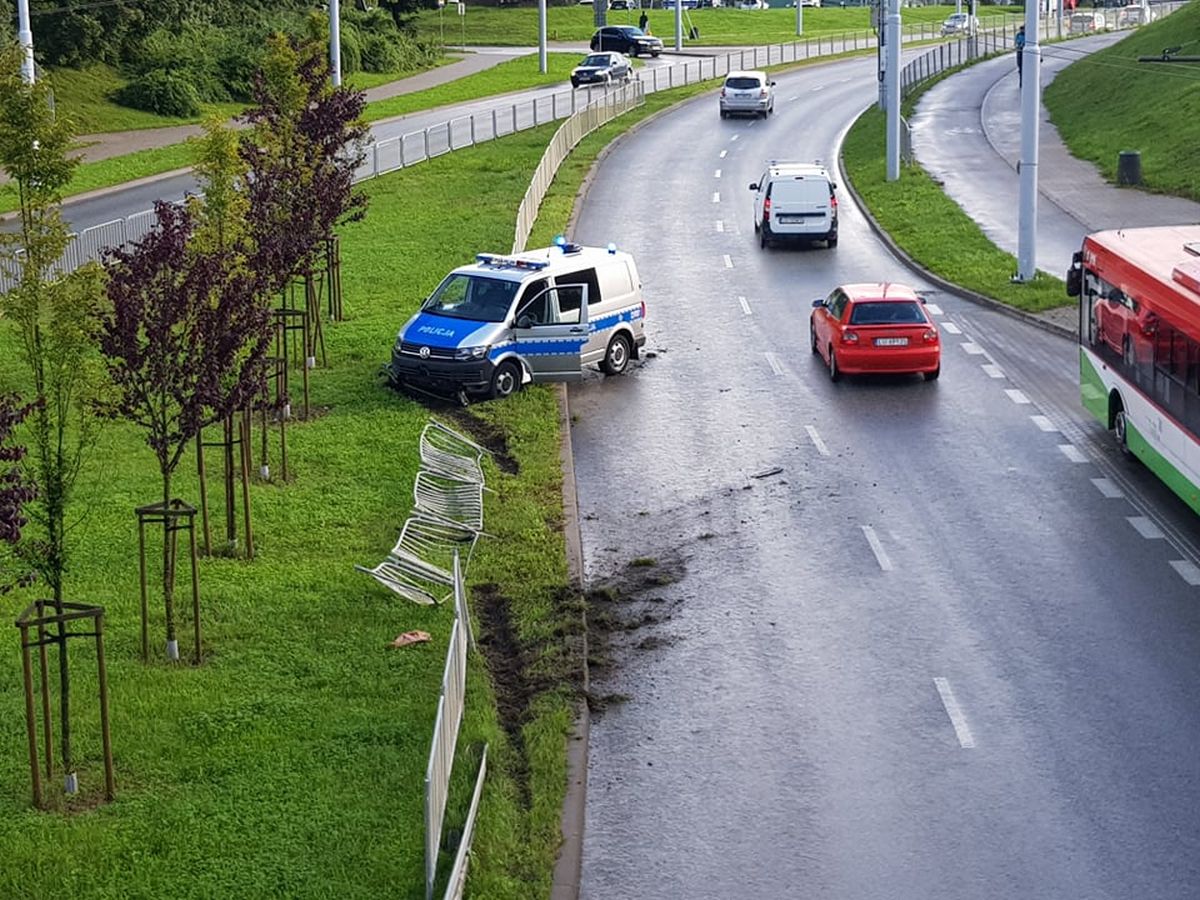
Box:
xmin=811 ymin=298 xmax=825 ymax=308
xmin=770 ymin=81 xmax=777 ymax=86
xmin=749 ymin=183 xmax=759 ymax=191
xmin=516 ymin=314 xmax=533 ymax=329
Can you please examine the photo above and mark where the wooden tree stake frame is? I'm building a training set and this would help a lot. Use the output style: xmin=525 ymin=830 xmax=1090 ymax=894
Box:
xmin=136 ymin=500 xmax=202 ymax=665
xmin=14 ymin=601 xmax=114 ymax=809
xmin=196 ymin=410 xmax=255 ymax=559
xmin=274 ymin=305 xmax=311 ymax=421
xmin=326 ymin=234 xmax=344 ymax=322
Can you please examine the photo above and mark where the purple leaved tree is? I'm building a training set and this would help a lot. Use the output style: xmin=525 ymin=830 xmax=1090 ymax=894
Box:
xmin=0 ymin=394 xmax=38 ymax=592
xmin=99 ymin=201 xmax=273 ymax=661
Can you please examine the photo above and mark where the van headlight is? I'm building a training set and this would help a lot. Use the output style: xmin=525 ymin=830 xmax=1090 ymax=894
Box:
xmin=454 ymin=345 xmax=489 ymax=361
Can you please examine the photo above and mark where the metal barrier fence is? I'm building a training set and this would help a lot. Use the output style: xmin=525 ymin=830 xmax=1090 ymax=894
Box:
xmin=513 ymin=80 xmax=645 ymax=253
xmin=442 ymin=743 xmax=488 ymax=900
xmin=425 ymin=610 xmax=468 ymax=900
xmin=11 ymin=13 xmax=1024 ymax=293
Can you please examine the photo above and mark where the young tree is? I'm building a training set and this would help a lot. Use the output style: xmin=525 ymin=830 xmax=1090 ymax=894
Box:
xmin=241 ymin=34 xmax=368 ymax=299
xmin=99 ymin=192 xmax=272 ymax=660
xmin=0 ymin=43 xmax=108 ymax=794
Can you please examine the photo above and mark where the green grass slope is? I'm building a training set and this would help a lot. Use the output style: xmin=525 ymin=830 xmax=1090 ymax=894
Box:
xmin=1044 ymin=2 xmax=1200 ymax=202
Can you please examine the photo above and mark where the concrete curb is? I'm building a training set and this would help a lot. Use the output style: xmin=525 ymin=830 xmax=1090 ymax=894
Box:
xmin=835 ymin=116 xmax=1076 ymax=343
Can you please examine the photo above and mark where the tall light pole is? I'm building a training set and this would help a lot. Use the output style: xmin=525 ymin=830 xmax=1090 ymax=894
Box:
xmin=1016 ymin=0 xmax=1041 ymax=281
xmin=796 ymin=0 xmax=803 ymax=37
xmin=17 ymin=0 xmax=35 ymax=84
xmin=538 ymin=0 xmax=547 ymax=73
xmin=885 ymin=0 xmax=901 ymax=181
xmin=675 ymin=0 xmax=683 ymax=52
xmin=329 ymin=0 xmax=342 ymax=87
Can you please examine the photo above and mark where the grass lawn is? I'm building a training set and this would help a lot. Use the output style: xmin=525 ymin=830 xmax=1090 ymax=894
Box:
xmin=0 ymin=121 xmax=584 ymax=899
xmin=411 ymin=4 xmax=1020 ymax=46
xmin=841 ymin=78 xmax=1066 ymax=313
xmin=1043 ymin=0 xmax=1200 ymax=203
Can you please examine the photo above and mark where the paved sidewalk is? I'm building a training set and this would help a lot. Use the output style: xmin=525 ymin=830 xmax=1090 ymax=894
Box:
xmin=911 ymin=31 xmax=1200 ymax=288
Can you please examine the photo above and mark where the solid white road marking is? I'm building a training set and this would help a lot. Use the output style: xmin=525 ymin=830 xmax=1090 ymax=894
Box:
xmin=1092 ymin=477 xmax=1124 ymax=499
xmin=719 ymin=150 xmax=728 ymax=158
xmin=1058 ymin=444 xmax=1087 ymax=463
xmin=981 ymin=363 xmax=1004 ymax=379
xmin=1128 ymin=516 xmax=1165 ymax=539
xmin=1005 ymin=389 xmax=1030 ymax=404
xmin=715 ymin=169 xmax=722 ymax=178
xmin=924 ymin=303 xmax=944 ymax=316
xmin=1169 ymin=560 xmax=1200 ymax=586
xmin=738 ymin=295 xmax=752 ymax=316
xmin=712 ymin=191 xmax=720 ymax=203
xmin=716 ymin=220 xmax=725 ymax=232
xmin=723 ymin=254 xmax=733 ymax=269
xmin=942 ymin=322 xmax=962 ymax=335
xmin=1031 ymin=415 xmax=1058 ymax=432
xmin=860 ymin=525 xmax=894 ymax=571
xmin=805 ymin=425 xmax=830 ymax=457
xmin=962 ymin=342 xmax=985 ymax=355
xmin=765 ymin=351 xmax=785 ymax=376
xmin=934 ymin=678 xmax=976 ymax=749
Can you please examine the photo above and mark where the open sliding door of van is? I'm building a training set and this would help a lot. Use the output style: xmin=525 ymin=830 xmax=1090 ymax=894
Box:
xmin=512 ymin=285 xmax=590 ymax=382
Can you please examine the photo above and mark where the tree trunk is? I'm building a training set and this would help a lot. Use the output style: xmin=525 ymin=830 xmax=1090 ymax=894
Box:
xmin=163 ymin=471 xmax=178 ymax=661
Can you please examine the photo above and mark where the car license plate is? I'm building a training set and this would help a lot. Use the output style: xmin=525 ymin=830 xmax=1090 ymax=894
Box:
xmin=875 ymin=337 xmax=909 ymax=346
xmin=778 ymin=215 xmax=801 ymax=224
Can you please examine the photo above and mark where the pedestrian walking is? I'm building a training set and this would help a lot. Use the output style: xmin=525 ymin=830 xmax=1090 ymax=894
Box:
xmin=1015 ymin=25 xmax=1026 ymax=87
xmin=639 ymin=10 xmax=649 ymax=32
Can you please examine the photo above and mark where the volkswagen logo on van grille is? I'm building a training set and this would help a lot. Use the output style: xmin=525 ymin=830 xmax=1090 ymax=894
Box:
xmin=419 ymin=346 xmax=431 ymax=359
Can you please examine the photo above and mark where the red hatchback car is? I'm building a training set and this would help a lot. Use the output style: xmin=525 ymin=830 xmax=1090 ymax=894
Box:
xmin=810 ymin=282 xmax=941 ymax=381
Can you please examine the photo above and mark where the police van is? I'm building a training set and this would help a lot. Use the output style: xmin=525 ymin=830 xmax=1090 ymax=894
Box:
xmin=388 ymin=240 xmax=647 ymax=400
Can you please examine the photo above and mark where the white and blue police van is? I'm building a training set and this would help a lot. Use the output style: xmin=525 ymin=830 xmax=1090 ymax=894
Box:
xmin=388 ymin=240 xmax=647 ymax=400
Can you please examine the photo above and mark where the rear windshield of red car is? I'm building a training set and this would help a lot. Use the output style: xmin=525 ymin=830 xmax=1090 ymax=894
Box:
xmin=848 ymin=301 xmax=925 ymax=325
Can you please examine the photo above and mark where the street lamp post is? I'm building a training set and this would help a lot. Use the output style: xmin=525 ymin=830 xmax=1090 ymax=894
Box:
xmin=17 ymin=0 xmax=35 ymax=84
xmin=330 ymin=0 xmax=342 ymax=87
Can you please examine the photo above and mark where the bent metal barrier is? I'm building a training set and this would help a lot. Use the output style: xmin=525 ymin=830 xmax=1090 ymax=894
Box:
xmin=9 ymin=14 xmax=1032 ymax=293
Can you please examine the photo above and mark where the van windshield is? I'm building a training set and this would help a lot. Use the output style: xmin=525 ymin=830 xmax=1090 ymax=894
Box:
xmin=421 ymin=274 xmax=519 ymax=323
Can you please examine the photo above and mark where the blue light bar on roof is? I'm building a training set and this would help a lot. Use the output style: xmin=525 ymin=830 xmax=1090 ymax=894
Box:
xmin=475 ymin=253 xmax=550 ymax=271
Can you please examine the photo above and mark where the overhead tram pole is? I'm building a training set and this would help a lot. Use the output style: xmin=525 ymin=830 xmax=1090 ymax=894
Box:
xmin=538 ymin=0 xmax=548 ymax=73
xmin=17 ymin=0 xmax=34 ymax=83
xmin=1015 ymin=0 xmax=1041 ymax=281
xmin=884 ymin=0 xmax=901 ymax=181
xmin=330 ymin=0 xmax=342 ymax=86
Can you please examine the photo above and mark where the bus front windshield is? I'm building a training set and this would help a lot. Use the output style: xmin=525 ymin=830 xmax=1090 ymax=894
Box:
xmin=422 ymin=274 xmax=519 ymax=323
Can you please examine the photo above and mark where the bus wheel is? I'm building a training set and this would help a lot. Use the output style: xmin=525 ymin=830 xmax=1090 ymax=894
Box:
xmin=490 ymin=361 xmax=522 ymax=399
xmin=1114 ymin=408 xmax=1131 ymax=455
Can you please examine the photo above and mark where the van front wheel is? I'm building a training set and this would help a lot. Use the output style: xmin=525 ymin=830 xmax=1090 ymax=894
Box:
xmin=601 ymin=333 xmax=632 ymax=375
xmin=490 ymin=360 xmax=522 ymax=399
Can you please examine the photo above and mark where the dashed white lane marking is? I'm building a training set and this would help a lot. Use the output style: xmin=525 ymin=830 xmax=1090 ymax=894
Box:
xmin=712 ymin=191 xmax=720 ymax=203
xmin=962 ymin=342 xmax=985 ymax=355
xmin=933 ymin=678 xmax=976 ymax=749
xmin=1005 ymin=389 xmax=1030 ymax=404
xmin=715 ymin=220 xmax=724 ymax=232
xmin=942 ymin=322 xmax=962 ymax=334
xmin=924 ymin=303 xmax=943 ymax=316
xmin=811 ymin=84 xmax=826 ymax=91
xmin=788 ymin=94 xmax=800 ymax=101
xmin=805 ymin=425 xmax=830 ymax=457
xmin=715 ymin=169 xmax=722 ymax=178
xmin=1058 ymin=444 xmax=1087 ymax=463
xmin=860 ymin=525 xmax=894 ymax=571
xmin=981 ymin=363 xmax=1004 ymax=379
xmin=1169 ymin=560 xmax=1200 ymax=586
xmin=1092 ymin=477 xmax=1124 ymax=499
xmin=1128 ymin=516 xmax=1165 ymax=539
xmin=765 ymin=351 xmax=785 ymax=376
xmin=730 ymin=134 xmax=740 ymax=141
xmin=719 ymin=150 xmax=728 ymax=158
xmin=1031 ymin=415 xmax=1058 ymax=432
xmin=723 ymin=254 xmax=733 ymax=269
xmin=738 ymin=295 xmax=752 ymax=315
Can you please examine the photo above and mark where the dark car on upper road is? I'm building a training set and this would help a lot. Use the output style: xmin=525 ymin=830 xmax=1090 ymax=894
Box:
xmin=590 ymin=25 xmax=664 ymax=56
xmin=571 ymin=52 xmax=633 ymax=88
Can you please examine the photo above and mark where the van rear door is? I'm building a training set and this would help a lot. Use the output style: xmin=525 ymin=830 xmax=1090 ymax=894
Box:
xmin=512 ymin=285 xmax=590 ymax=382
xmin=769 ymin=177 xmax=831 ymax=234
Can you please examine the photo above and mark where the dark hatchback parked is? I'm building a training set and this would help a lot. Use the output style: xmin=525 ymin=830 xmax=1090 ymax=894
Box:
xmin=590 ymin=25 xmax=664 ymax=56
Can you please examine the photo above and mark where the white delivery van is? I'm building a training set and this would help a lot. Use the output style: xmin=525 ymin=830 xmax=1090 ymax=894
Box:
xmin=750 ymin=161 xmax=839 ymax=249
xmin=388 ymin=241 xmax=647 ymax=401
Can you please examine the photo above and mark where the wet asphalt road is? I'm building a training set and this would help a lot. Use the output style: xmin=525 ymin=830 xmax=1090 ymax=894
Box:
xmin=568 ymin=55 xmax=1200 ymax=899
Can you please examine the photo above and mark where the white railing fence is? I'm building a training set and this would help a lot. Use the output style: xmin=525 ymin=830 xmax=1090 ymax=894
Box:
xmin=513 ymin=80 xmax=646 ymax=253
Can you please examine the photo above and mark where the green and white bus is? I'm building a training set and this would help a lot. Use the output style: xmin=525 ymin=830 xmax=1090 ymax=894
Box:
xmin=1067 ymin=225 xmax=1200 ymax=514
